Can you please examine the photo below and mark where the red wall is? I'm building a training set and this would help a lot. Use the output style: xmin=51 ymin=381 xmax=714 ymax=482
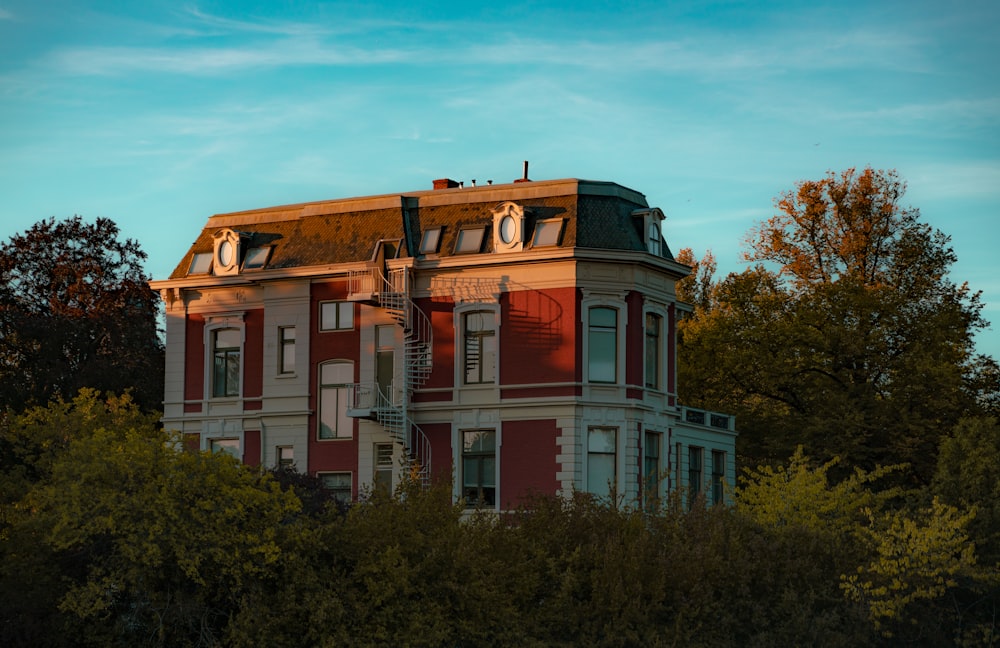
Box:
xmin=184 ymin=313 xmax=205 ymax=402
xmin=625 ymin=291 xmax=644 ymax=399
xmin=243 ymin=308 xmax=264 ymax=399
xmin=243 ymin=430 xmax=261 ymax=466
xmin=500 ymin=419 xmax=559 ymax=508
xmin=500 ymin=287 xmax=577 ymax=389
xmin=421 ymin=422 xmax=454 ymax=485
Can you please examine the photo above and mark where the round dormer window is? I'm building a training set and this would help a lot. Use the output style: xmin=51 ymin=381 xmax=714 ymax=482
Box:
xmin=499 ymin=214 xmax=517 ymax=244
xmin=218 ymin=240 xmax=235 ymax=267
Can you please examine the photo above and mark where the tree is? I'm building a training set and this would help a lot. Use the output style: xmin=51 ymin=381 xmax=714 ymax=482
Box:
xmin=0 ymin=216 xmax=163 ymax=412
xmin=679 ymin=168 xmax=993 ymax=481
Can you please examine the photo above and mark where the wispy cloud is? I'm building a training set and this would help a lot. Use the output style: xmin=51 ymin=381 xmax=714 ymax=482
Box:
xmin=0 ymin=8 xmax=12 ymax=21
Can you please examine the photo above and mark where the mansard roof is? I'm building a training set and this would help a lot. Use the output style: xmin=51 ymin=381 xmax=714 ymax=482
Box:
xmin=166 ymin=178 xmax=674 ymax=280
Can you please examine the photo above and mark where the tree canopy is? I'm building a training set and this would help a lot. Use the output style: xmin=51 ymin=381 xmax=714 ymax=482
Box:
xmin=678 ymin=167 xmax=997 ymax=483
xmin=0 ymin=216 xmax=163 ymax=412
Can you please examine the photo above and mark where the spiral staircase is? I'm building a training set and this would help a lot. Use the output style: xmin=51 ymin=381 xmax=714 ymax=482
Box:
xmin=347 ymin=266 xmax=432 ymax=485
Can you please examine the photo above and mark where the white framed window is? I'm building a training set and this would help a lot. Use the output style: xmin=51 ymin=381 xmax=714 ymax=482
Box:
xmin=463 ymin=310 xmax=496 ymax=385
xmin=318 ymin=361 xmax=354 ymax=440
xmin=587 ymin=427 xmax=617 ymax=498
xmin=461 ymin=429 xmax=497 ymax=508
xmin=588 ymin=306 xmax=618 ymax=384
xmin=711 ymin=450 xmax=726 ymax=506
xmin=209 ymin=437 xmax=240 ymax=460
xmin=419 ymin=227 xmax=443 ymax=254
xmin=532 ymin=218 xmax=565 ymax=247
xmin=320 ymin=472 xmax=353 ymax=504
xmin=648 ymin=222 xmax=662 ymax=256
xmin=188 ymin=252 xmax=212 ymax=275
xmin=644 ymin=313 xmax=662 ymax=390
xmin=279 ymin=326 xmax=296 ymax=374
xmin=374 ymin=443 xmax=393 ymax=495
xmin=644 ymin=431 xmax=661 ymax=510
xmin=277 ymin=445 xmax=294 ymax=469
xmin=242 ymin=246 xmax=271 ymax=270
xmin=688 ymin=446 xmax=704 ymax=505
xmin=320 ymin=301 xmax=354 ymax=331
xmin=211 ymin=328 xmax=241 ymax=398
xmin=454 ymin=227 xmax=486 ymax=254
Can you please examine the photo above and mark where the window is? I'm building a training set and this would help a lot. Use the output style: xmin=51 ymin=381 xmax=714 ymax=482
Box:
xmin=587 ymin=427 xmax=617 ymax=498
xmin=644 ymin=431 xmax=661 ymax=509
xmin=319 ymin=361 xmax=354 ymax=439
xmin=688 ymin=446 xmax=703 ymax=504
xmin=462 ymin=430 xmax=496 ymax=507
xmin=277 ymin=446 xmax=294 ymax=469
xmin=279 ymin=326 xmax=296 ymax=374
xmin=712 ymin=450 xmax=726 ymax=505
xmin=648 ymin=222 xmax=662 ymax=256
xmin=454 ymin=227 xmax=486 ymax=254
xmin=588 ymin=307 xmax=618 ymax=383
xmin=212 ymin=328 xmax=241 ymax=397
xmin=532 ymin=218 xmax=565 ymax=247
xmin=645 ymin=313 xmax=661 ymax=389
xmin=320 ymin=301 xmax=354 ymax=331
xmin=420 ymin=227 xmax=443 ymax=254
xmin=242 ymin=246 xmax=271 ymax=270
xmin=463 ymin=311 xmax=496 ymax=384
xmin=321 ymin=472 xmax=352 ymax=504
xmin=210 ymin=438 xmax=240 ymax=459
xmin=374 ymin=443 xmax=393 ymax=495
xmin=188 ymin=252 xmax=212 ymax=275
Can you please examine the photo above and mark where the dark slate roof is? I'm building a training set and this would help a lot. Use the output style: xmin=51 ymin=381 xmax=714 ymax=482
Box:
xmin=167 ymin=178 xmax=670 ymax=280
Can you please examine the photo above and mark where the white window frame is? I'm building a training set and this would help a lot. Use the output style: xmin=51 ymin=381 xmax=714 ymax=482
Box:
xmin=586 ymin=426 xmax=618 ymax=499
xmin=454 ymin=303 xmax=500 ymax=388
xmin=643 ymin=430 xmax=662 ymax=509
xmin=276 ymin=445 xmax=294 ymax=469
xmin=319 ymin=301 xmax=354 ymax=331
xmin=204 ymin=319 xmax=245 ymax=401
xmin=643 ymin=305 xmax=668 ymax=392
xmin=278 ymin=325 xmax=296 ymax=375
xmin=581 ymin=294 xmax=627 ymax=385
xmin=457 ymin=428 xmax=499 ymax=510
xmin=531 ymin=218 xmax=566 ymax=247
xmin=319 ymin=471 xmax=353 ymax=504
xmin=419 ymin=227 xmax=444 ymax=255
xmin=374 ymin=442 xmax=394 ymax=495
xmin=318 ymin=360 xmax=355 ymax=440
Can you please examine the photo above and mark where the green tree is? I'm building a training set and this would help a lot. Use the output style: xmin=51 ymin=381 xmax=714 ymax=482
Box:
xmin=0 ymin=216 xmax=164 ymax=412
xmin=679 ymin=167 xmax=993 ymax=481
xmin=0 ymin=390 xmax=300 ymax=647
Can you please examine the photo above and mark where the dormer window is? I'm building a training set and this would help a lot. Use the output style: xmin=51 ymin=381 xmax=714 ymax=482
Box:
xmin=632 ymin=208 xmax=667 ymax=258
xmin=242 ymin=246 xmax=271 ymax=271
xmin=532 ymin=218 xmax=565 ymax=247
xmin=492 ymin=202 xmax=525 ymax=253
xmin=188 ymin=252 xmax=213 ymax=275
xmin=420 ymin=227 xmax=443 ymax=255
xmin=454 ymin=227 xmax=486 ymax=254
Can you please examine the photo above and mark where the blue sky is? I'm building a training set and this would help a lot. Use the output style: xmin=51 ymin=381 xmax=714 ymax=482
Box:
xmin=2 ymin=1 xmax=998 ymax=358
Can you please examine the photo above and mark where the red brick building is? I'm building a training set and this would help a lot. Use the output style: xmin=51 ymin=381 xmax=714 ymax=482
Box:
xmin=150 ymin=176 xmax=736 ymax=509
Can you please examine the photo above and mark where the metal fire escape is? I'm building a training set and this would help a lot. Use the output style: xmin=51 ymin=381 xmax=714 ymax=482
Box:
xmin=348 ymin=266 xmax=433 ymax=485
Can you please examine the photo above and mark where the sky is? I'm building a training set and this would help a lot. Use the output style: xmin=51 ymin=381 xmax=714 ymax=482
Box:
xmin=1 ymin=0 xmax=998 ymax=358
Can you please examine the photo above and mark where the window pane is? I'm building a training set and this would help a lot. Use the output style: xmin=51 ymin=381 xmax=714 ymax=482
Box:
xmin=319 ymin=387 xmax=339 ymax=438
xmin=210 ymin=438 xmax=240 ymax=459
xmin=590 ymin=307 xmax=617 ymax=328
xmin=589 ymin=330 xmax=616 ymax=383
xmin=338 ymin=302 xmax=353 ymax=329
xmin=455 ymin=228 xmax=485 ymax=253
xmin=587 ymin=453 xmax=615 ymax=497
xmin=215 ymin=328 xmax=240 ymax=349
xmin=645 ymin=314 xmax=661 ymax=389
xmin=336 ymin=386 xmax=352 ymax=438
xmin=420 ymin=227 xmax=442 ymax=254
xmin=242 ymin=246 xmax=271 ymax=270
xmin=532 ymin=219 xmax=564 ymax=247
xmin=189 ymin=252 xmax=212 ymax=274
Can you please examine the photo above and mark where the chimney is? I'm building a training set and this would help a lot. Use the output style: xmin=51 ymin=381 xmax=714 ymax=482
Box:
xmin=433 ymin=178 xmax=460 ymax=190
xmin=513 ymin=160 xmax=531 ymax=183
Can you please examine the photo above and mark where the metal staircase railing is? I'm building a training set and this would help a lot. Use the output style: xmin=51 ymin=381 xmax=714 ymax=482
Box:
xmin=348 ymin=267 xmax=433 ymax=485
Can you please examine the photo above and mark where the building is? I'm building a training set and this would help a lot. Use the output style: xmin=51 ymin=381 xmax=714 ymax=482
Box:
xmin=149 ymin=174 xmax=736 ymax=510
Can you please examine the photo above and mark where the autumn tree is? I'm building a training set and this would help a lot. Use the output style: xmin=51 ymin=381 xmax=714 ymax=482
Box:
xmin=0 ymin=216 xmax=163 ymax=413
xmin=679 ymin=167 xmax=993 ymax=482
